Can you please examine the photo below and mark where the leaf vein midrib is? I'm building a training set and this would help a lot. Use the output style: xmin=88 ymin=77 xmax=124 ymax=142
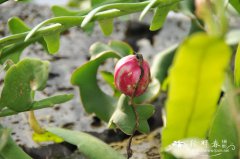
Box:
xmin=183 ymin=43 xmax=214 ymax=138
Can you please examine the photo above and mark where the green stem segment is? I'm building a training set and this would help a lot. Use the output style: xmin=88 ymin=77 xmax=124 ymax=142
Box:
xmin=28 ymin=110 xmax=45 ymax=134
xmin=0 ymin=1 xmax=180 ymax=58
xmin=127 ymin=101 xmax=139 ymax=159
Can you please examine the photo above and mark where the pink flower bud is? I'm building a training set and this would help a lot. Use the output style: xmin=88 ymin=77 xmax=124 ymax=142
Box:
xmin=114 ymin=55 xmax=151 ymax=97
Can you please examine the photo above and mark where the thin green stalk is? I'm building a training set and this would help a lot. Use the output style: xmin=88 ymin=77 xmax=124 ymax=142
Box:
xmin=28 ymin=110 xmax=45 ymax=134
xmin=81 ymin=1 xmax=150 ymax=27
xmin=0 ymin=94 xmax=73 ymax=117
xmin=0 ymin=101 xmax=53 ymax=117
xmin=1 ymin=37 xmax=40 ymax=60
xmin=0 ymin=23 xmax=63 ymax=47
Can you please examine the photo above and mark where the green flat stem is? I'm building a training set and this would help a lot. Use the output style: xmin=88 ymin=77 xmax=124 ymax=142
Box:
xmin=0 ymin=0 xmax=180 ymax=57
xmin=0 ymin=23 xmax=63 ymax=47
xmin=0 ymin=101 xmax=56 ymax=117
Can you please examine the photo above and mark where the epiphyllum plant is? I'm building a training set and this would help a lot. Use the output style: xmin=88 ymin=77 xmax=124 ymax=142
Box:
xmin=114 ymin=53 xmax=151 ymax=158
xmin=0 ymin=0 xmax=240 ymax=159
xmin=71 ymin=42 xmax=157 ymax=158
